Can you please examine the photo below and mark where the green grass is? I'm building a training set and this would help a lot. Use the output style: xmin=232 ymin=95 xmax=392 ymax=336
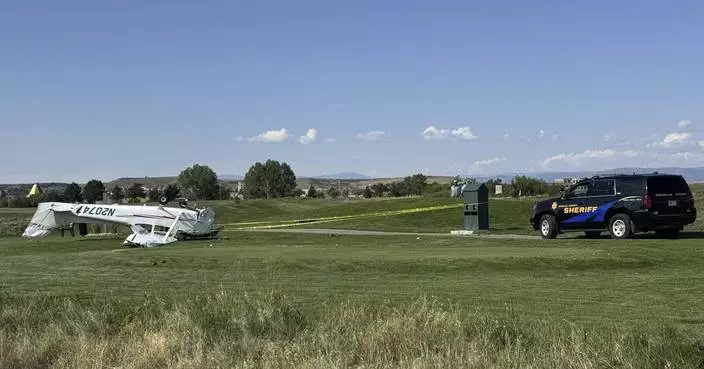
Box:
xmin=2 ymin=232 xmax=704 ymax=329
xmin=288 ymin=197 xmax=535 ymax=234
xmin=3 ymin=191 xmax=704 ymax=367
xmin=2 ymin=233 xmax=704 ymax=367
xmin=3 ymin=289 xmax=703 ymax=369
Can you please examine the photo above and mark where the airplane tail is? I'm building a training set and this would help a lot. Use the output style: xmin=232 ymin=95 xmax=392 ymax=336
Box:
xmin=22 ymin=203 xmax=63 ymax=238
xmin=22 ymin=223 xmax=52 ymax=238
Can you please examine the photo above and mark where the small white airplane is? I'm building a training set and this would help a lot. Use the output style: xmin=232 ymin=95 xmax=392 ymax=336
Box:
xmin=22 ymin=198 xmax=219 ymax=247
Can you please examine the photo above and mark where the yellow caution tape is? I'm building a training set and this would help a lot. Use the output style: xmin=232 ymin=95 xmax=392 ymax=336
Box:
xmin=222 ymin=203 xmax=463 ymax=230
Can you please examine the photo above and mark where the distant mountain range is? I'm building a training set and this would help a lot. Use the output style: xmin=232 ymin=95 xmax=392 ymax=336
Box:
xmin=311 ymin=172 xmax=373 ymax=180
xmin=224 ymin=168 xmax=704 ymax=183
xmin=476 ymin=167 xmax=704 ymax=183
xmin=5 ymin=167 xmax=704 ymax=189
xmin=219 ymin=173 xmax=374 ymax=181
xmin=220 ymin=173 xmax=373 ymax=180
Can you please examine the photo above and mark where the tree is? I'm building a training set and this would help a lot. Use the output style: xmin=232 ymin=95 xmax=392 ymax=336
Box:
xmin=82 ymin=179 xmax=105 ymax=204
xmin=9 ymin=196 xmax=30 ymax=208
xmin=164 ymin=184 xmax=180 ymax=202
xmin=403 ymin=174 xmax=427 ymax=195
xmin=389 ymin=182 xmax=408 ymax=197
xmin=243 ymin=162 xmax=266 ymax=198
xmin=218 ymin=184 xmax=232 ymax=200
xmin=177 ymin=164 xmax=219 ymax=200
xmin=126 ymin=183 xmax=146 ymax=200
xmin=363 ymin=186 xmax=373 ymax=198
xmin=148 ymin=187 xmax=161 ymax=202
xmin=511 ymin=175 xmax=552 ymax=197
xmin=327 ymin=186 xmax=340 ymax=199
xmin=279 ymin=162 xmax=297 ymax=197
xmin=43 ymin=190 xmax=65 ymax=202
xmin=110 ymin=185 xmax=125 ymax=203
xmin=243 ymin=159 xmax=298 ymax=199
xmin=371 ymin=182 xmax=388 ymax=197
xmin=307 ymin=185 xmax=317 ymax=198
xmin=63 ymin=182 xmax=83 ymax=203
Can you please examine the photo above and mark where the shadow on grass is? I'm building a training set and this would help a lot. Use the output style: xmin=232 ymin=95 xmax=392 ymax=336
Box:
xmin=569 ymin=231 xmax=704 ymax=240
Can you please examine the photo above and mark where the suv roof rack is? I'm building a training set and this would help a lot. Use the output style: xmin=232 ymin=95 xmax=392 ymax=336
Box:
xmin=591 ymin=171 xmax=672 ymax=180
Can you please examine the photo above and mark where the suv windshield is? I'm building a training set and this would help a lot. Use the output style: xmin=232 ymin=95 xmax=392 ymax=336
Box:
xmin=648 ymin=176 xmax=690 ymax=195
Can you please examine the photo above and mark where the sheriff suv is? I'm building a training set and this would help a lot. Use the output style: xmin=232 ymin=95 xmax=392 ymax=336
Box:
xmin=530 ymin=173 xmax=696 ymax=239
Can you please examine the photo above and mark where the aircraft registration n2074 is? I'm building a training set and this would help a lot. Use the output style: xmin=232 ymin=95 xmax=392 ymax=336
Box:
xmin=22 ymin=199 xmax=219 ymax=247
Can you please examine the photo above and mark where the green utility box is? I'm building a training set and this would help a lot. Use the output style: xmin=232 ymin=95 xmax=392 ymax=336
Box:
xmin=461 ymin=183 xmax=489 ymax=231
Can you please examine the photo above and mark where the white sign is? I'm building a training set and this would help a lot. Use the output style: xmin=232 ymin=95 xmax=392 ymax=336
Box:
xmin=495 ymin=184 xmax=503 ymax=195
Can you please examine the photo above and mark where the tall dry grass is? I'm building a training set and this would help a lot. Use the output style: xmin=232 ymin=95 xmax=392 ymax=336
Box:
xmin=0 ymin=290 xmax=701 ymax=369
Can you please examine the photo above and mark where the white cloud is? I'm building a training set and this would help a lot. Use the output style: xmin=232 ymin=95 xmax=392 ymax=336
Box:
xmin=670 ymin=152 xmax=704 ymax=161
xmin=421 ymin=126 xmax=477 ymax=141
xmin=664 ymin=132 xmax=692 ymax=145
xmin=451 ymin=127 xmax=478 ymax=140
xmin=678 ymin=120 xmax=692 ymax=128
xmin=652 ymin=151 xmax=704 ymax=166
xmin=421 ymin=126 xmax=450 ymax=140
xmin=604 ymin=132 xmax=616 ymax=142
xmin=247 ymin=128 xmax=289 ymax=143
xmin=323 ymin=138 xmax=336 ymax=143
xmin=541 ymin=149 xmax=643 ymax=169
xmin=650 ymin=132 xmax=693 ymax=148
xmin=298 ymin=128 xmax=318 ymax=144
xmin=531 ymin=129 xmax=557 ymax=141
xmin=236 ymin=136 xmax=244 ymax=142
xmin=357 ymin=131 xmax=386 ymax=141
xmin=472 ymin=157 xmax=505 ymax=166
xmin=502 ymin=134 xmax=509 ymax=140
xmin=469 ymin=157 xmax=506 ymax=173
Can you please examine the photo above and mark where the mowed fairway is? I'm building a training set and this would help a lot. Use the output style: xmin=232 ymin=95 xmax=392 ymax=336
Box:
xmin=2 ymin=231 xmax=704 ymax=329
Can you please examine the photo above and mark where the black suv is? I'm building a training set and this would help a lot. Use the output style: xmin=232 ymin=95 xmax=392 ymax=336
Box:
xmin=530 ymin=173 xmax=696 ymax=239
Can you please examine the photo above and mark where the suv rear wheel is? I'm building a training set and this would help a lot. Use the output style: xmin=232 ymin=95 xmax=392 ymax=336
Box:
xmin=539 ymin=214 xmax=558 ymax=239
xmin=608 ymin=214 xmax=633 ymax=239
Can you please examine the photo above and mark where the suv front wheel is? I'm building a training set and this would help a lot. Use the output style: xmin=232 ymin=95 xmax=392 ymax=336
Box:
xmin=608 ymin=214 xmax=633 ymax=239
xmin=539 ymin=214 xmax=558 ymax=239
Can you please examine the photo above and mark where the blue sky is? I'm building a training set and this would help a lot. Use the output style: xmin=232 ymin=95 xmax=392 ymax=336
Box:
xmin=2 ymin=0 xmax=704 ymax=183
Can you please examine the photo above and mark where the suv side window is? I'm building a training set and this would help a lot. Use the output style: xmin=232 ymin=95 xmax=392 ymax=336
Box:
xmin=588 ymin=179 xmax=615 ymax=197
xmin=616 ymin=177 xmax=644 ymax=196
xmin=565 ymin=182 xmax=589 ymax=198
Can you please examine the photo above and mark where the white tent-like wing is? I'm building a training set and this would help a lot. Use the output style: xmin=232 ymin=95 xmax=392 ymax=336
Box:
xmin=22 ymin=202 xmax=218 ymax=247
